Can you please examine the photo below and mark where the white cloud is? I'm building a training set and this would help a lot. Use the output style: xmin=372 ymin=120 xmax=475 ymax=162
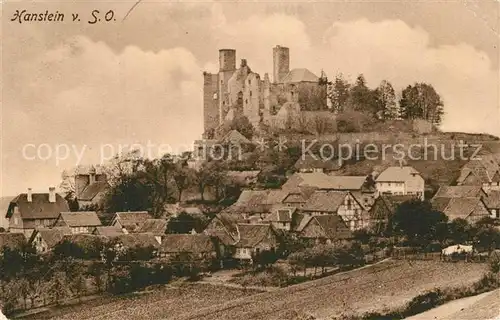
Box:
xmin=2 ymin=9 xmax=498 ymax=194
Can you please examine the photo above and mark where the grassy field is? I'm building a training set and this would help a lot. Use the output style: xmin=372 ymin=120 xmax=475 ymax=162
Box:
xmin=18 ymin=260 xmax=488 ymax=320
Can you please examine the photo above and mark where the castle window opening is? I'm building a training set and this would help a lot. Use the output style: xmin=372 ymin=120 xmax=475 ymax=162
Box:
xmin=250 ymin=91 xmax=252 ymax=97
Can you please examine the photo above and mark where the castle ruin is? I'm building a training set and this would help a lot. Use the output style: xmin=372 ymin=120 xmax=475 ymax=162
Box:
xmin=203 ymin=45 xmax=329 ymax=138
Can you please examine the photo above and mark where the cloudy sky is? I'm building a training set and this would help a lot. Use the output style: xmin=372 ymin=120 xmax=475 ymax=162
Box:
xmin=1 ymin=0 xmax=499 ymax=195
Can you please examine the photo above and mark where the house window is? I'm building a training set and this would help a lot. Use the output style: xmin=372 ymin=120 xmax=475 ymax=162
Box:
xmin=388 ymin=183 xmax=391 ymax=187
xmin=250 ymin=91 xmax=252 ymax=97
xmin=248 ymin=79 xmax=251 ymax=85
xmin=245 ymin=99 xmax=248 ymax=104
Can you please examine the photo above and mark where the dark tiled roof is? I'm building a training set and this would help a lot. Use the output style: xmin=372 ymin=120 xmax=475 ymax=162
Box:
xmin=31 ymin=227 xmax=71 ymax=248
xmin=61 ymin=234 xmax=109 ymax=247
xmin=302 ymin=191 xmax=348 ymax=212
xmin=310 ymin=215 xmax=351 ymax=239
xmin=78 ymin=181 xmax=109 ymax=201
xmin=442 ymin=198 xmax=484 ymax=220
xmin=114 ymin=211 xmax=151 ymax=231
xmin=114 ymin=233 xmax=160 ymax=248
xmin=160 ymin=234 xmax=216 ymax=253
xmin=0 ymin=233 xmax=26 ymax=250
xmin=7 ymin=193 xmax=70 ymax=219
xmin=58 ymin=211 xmax=102 ymax=227
xmin=235 ymin=224 xmax=276 ymax=248
xmin=137 ymin=219 xmax=168 ymax=235
xmin=379 ymin=195 xmax=419 ymax=213
xmin=94 ymin=226 xmax=124 ymax=237
xmin=433 ymin=186 xmax=486 ymax=199
xmin=228 ymin=190 xmax=288 ymax=214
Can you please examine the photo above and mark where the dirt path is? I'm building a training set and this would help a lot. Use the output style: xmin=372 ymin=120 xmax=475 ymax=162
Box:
xmin=406 ymin=289 xmax=500 ymax=320
xmin=168 ymin=260 xmax=487 ymax=320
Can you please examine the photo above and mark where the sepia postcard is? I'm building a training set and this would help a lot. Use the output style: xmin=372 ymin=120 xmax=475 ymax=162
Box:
xmin=1 ymin=0 xmax=499 ymax=319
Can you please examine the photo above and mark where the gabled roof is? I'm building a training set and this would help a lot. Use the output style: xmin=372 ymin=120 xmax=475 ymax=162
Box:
xmin=0 ymin=233 xmax=26 ymax=250
xmin=7 ymin=193 xmax=70 ymax=220
xmin=137 ymin=219 xmax=168 ymax=235
xmin=294 ymin=155 xmax=342 ymax=171
xmin=228 ymin=189 xmax=288 ymax=214
xmin=377 ymin=195 xmax=418 ymax=213
xmin=58 ymin=212 xmax=102 ymax=227
xmin=302 ymin=191 xmax=348 ymax=212
xmin=160 ymin=234 xmax=216 ymax=253
xmin=93 ymin=226 xmax=124 ymax=237
xmin=375 ymin=166 xmax=421 ymax=182
xmin=113 ymin=211 xmax=151 ymax=231
xmin=484 ymin=190 xmax=500 ymax=209
xmin=220 ymin=130 xmax=252 ymax=145
xmin=457 ymin=156 xmax=500 ymax=184
xmin=281 ymin=68 xmax=319 ymax=83
xmin=433 ymin=186 xmax=486 ymax=199
xmin=299 ymin=215 xmax=352 ymax=239
xmin=30 ymin=227 xmax=71 ymax=248
xmin=265 ymin=207 xmax=296 ymax=223
xmin=114 ymin=233 xmax=160 ymax=248
xmin=441 ymin=198 xmax=486 ymax=220
xmin=235 ymin=224 xmax=276 ymax=248
xmin=78 ymin=181 xmax=109 ymax=201
xmin=60 ymin=234 xmax=109 ymax=247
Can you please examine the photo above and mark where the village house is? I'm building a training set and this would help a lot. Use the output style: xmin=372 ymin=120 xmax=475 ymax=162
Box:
xmin=224 ymin=189 xmax=288 ymax=218
xmin=0 ymin=232 xmax=26 ymax=253
xmin=233 ymin=224 xmax=280 ymax=262
xmin=282 ymin=172 xmax=376 ymax=210
xmin=282 ymin=192 xmax=310 ymax=208
xmin=74 ymin=165 xmax=109 ymax=208
xmin=264 ymin=206 xmax=298 ymax=231
xmin=483 ymin=190 xmax=500 ymax=219
xmin=294 ymin=154 xmax=342 ymax=173
xmin=432 ymin=197 xmax=490 ymax=224
xmin=5 ymin=188 xmax=70 ymax=238
xmin=204 ymin=212 xmax=247 ymax=247
xmin=456 ymin=155 xmax=500 ymax=192
xmin=29 ymin=226 xmax=71 ymax=253
xmin=112 ymin=233 xmax=161 ymax=259
xmin=369 ymin=195 xmax=417 ymax=233
xmin=111 ymin=211 xmax=152 ymax=233
xmin=159 ymin=234 xmax=219 ymax=262
xmin=296 ymin=215 xmax=352 ymax=244
xmin=375 ymin=166 xmax=425 ymax=200
xmin=53 ymin=211 xmax=102 ymax=234
xmin=136 ymin=219 xmax=169 ymax=244
xmin=301 ymin=190 xmax=367 ymax=230
xmin=93 ymin=226 xmax=125 ymax=237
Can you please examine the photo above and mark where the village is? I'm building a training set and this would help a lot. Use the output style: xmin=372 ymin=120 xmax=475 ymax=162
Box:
xmin=1 ymin=45 xmax=500 ymax=320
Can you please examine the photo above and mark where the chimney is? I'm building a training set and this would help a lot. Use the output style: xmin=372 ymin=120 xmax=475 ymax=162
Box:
xmin=241 ymin=59 xmax=247 ymax=67
xmin=49 ymin=187 xmax=56 ymax=203
xmin=89 ymin=165 xmax=96 ymax=185
xmin=27 ymin=188 xmax=32 ymax=202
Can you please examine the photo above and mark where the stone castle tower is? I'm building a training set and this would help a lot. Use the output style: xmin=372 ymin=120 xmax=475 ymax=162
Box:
xmin=203 ymin=45 xmax=328 ymax=139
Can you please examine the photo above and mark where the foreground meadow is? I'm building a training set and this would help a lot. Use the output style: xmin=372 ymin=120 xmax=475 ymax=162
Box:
xmin=19 ymin=260 xmax=488 ymax=320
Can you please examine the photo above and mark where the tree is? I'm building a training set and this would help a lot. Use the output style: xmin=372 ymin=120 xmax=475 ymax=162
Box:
xmin=391 ymin=200 xmax=448 ymax=246
xmin=346 ymin=74 xmax=377 ymax=116
xmin=329 ymin=73 xmax=351 ymax=113
xmin=447 ymin=218 xmax=472 ymax=244
xmin=173 ymin=164 xmax=193 ymax=202
xmin=399 ymin=83 xmax=444 ymax=125
xmin=374 ymin=80 xmax=398 ymax=120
